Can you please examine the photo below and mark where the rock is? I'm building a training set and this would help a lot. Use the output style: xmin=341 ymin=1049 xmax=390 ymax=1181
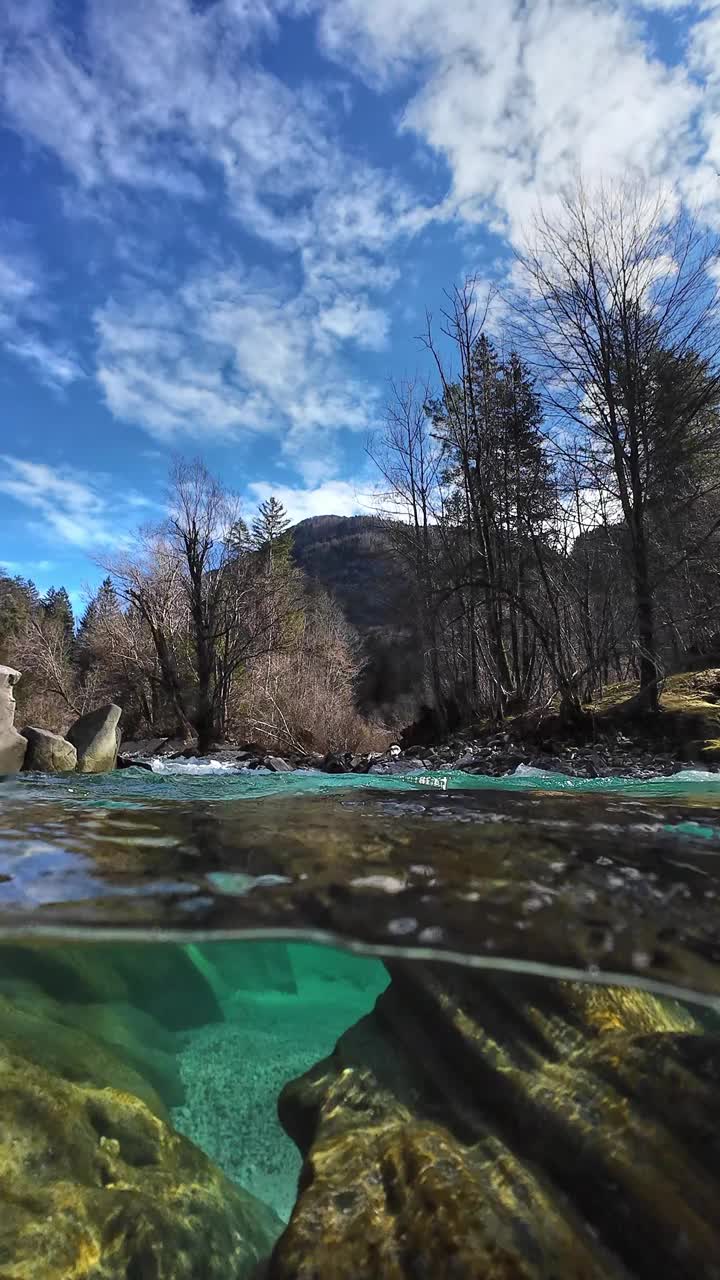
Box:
xmin=321 ymin=751 xmax=350 ymax=773
xmin=0 ymin=942 xmax=223 ymax=1033
xmin=66 ymin=702 xmax=121 ymax=773
xmin=265 ymin=755 xmax=295 ymax=772
xmin=0 ymin=663 xmax=26 ymax=773
xmin=0 ymin=1042 xmax=283 ymax=1280
xmin=156 ymin=736 xmax=197 ymax=755
xmin=116 ymin=754 xmax=153 ymax=771
xmin=20 ymin=726 xmax=77 ymax=772
xmin=368 ymin=759 xmax=413 ymax=775
xmin=0 ymin=988 xmax=171 ymax=1119
xmin=272 ymin=964 xmax=720 ymax=1279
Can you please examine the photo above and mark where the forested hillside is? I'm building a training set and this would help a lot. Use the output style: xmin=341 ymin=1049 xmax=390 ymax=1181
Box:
xmin=289 ymin=515 xmax=425 ymax=718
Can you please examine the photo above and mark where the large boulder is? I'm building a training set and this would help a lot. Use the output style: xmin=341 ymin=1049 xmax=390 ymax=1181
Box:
xmin=66 ymin=702 xmax=121 ymax=773
xmin=0 ymin=942 xmax=223 ymax=1032
xmin=0 ymin=663 xmax=26 ymax=773
xmin=0 ymin=1042 xmax=283 ymax=1279
xmin=20 ymin=725 xmax=77 ymax=772
xmin=271 ymin=965 xmax=720 ymax=1279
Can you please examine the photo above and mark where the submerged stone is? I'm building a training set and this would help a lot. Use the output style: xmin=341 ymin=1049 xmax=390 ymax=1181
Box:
xmin=273 ymin=966 xmax=720 ymax=1279
xmin=0 ymin=1042 xmax=283 ymax=1279
xmin=0 ymin=942 xmax=223 ymax=1032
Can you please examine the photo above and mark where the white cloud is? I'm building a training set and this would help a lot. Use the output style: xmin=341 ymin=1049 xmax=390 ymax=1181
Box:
xmin=94 ymin=260 xmax=386 ymax=453
xmin=3 ymin=0 xmax=719 ymax=465
xmin=0 ymin=232 xmax=84 ymax=388
xmin=0 ymin=558 xmax=56 ymax=574
xmin=0 ymin=456 xmax=134 ymax=549
xmin=246 ymin=478 xmax=372 ymax=522
xmin=0 ymin=0 xmax=416 ymax=443
xmin=316 ymin=0 xmax=702 ymax=243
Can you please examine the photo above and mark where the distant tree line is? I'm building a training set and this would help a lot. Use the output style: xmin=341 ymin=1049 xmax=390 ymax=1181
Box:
xmin=0 ymin=465 xmax=382 ymax=754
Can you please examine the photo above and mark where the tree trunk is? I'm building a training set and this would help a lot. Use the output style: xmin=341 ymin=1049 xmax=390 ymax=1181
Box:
xmin=633 ymin=530 xmax=660 ymax=713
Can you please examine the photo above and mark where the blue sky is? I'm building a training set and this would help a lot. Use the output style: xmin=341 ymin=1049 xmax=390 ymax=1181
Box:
xmin=0 ymin=0 xmax=716 ymax=610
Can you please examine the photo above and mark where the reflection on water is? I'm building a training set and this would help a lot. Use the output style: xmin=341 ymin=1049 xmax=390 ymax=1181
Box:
xmin=2 ymin=769 xmax=720 ymax=1275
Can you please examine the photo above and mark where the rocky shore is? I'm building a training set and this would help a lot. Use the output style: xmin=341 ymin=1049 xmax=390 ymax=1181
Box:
xmin=119 ymin=731 xmax=698 ymax=781
xmin=1 ymin=663 xmax=122 ymax=775
xmin=4 ymin=656 xmax=720 ymax=780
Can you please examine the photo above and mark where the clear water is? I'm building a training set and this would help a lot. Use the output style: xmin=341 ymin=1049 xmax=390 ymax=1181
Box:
xmin=2 ymin=765 xmax=720 ymax=1276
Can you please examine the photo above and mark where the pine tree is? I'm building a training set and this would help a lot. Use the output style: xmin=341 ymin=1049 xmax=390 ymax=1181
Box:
xmin=248 ymin=494 xmax=289 ymax=570
xmin=0 ymin=574 xmax=39 ymax=663
xmin=250 ymin=497 xmax=292 ymax=560
xmin=43 ymin=586 xmax=75 ymax=642
xmin=226 ymin=516 xmax=252 ymax=557
xmin=77 ymin=576 xmax=119 ymax=639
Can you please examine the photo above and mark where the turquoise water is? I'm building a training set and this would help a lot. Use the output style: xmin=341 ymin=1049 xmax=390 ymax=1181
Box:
xmin=19 ymin=759 xmax=720 ymax=802
xmin=2 ymin=765 xmax=720 ymax=1274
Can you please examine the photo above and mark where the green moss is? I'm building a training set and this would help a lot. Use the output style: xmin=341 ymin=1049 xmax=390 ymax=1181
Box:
xmin=584 ymin=668 xmax=720 ymax=746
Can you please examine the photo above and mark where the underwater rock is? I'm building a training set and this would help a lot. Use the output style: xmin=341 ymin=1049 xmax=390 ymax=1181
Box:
xmin=273 ymin=965 xmax=720 ymax=1279
xmin=0 ymin=989 xmax=171 ymax=1119
xmin=66 ymin=702 xmax=122 ymax=773
xmin=0 ymin=979 xmax=183 ymax=1113
xmin=20 ymin=725 xmax=78 ymax=772
xmin=0 ymin=942 xmax=223 ymax=1032
xmin=0 ymin=663 xmax=27 ymax=773
xmin=0 ymin=1041 xmax=283 ymax=1279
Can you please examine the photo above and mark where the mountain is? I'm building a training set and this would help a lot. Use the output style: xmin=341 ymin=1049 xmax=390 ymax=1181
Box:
xmin=290 ymin=515 xmax=400 ymax=631
xmin=290 ymin=515 xmax=424 ymax=717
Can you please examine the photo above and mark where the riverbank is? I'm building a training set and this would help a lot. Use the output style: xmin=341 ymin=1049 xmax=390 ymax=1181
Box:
xmin=119 ymin=668 xmax=720 ymax=780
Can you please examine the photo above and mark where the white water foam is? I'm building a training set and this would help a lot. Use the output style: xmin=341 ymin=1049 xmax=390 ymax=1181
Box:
xmin=150 ymin=756 xmax=250 ymax=775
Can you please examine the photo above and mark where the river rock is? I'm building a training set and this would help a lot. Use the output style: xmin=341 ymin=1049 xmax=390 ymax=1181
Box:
xmin=265 ymin=755 xmax=294 ymax=772
xmin=0 ymin=942 xmax=223 ymax=1032
xmin=0 ymin=663 xmax=26 ymax=773
xmin=272 ymin=964 xmax=720 ymax=1279
xmin=66 ymin=702 xmax=121 ymax=772
xmin=0 ymin=988 xmax=170 ymax=1119
xmin=0 ymin=1041 xmax=283 ymax=1280
xmin=116 ymin=754 xmax=153 ymax=770
xmin=20 ymin=725 xmax=77 ymax=772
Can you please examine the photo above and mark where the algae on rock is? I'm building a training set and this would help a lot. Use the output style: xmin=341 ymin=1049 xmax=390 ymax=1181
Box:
xmin=0 ymin=1042 xmax=283 ymax=1279
xmin=271 ymin=965 xmax=720 ymax=1280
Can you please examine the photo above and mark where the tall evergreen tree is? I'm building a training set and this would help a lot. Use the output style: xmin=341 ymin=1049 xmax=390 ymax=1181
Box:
xmin=0 ymin=574 xmax=39 ymax=663
xmin=250 ymin=497 xmax=292 ymax=558
xmin=43 ymin=587 xmax=75 ymax=642
xmin=77 ymin=576 xmax=119 ymax=642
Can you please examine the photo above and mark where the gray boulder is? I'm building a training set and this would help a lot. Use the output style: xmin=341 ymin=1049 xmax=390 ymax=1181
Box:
xmin=66 ymin=703 xmax=122 ymax=773
xmin=265 ymin=755 xmax=294 ymax=772
xmin=21 ymin=727 xmax=77 ymax=773
xmin=0 ymin=664 xmax=27 ymax=774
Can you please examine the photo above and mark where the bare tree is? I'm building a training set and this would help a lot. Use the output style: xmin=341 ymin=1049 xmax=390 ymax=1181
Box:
xmin=514 ymin=180 xmax=720 ymax=709
xmin=167 ymin=460 xmax=298 ymax=751
xmin=369 ymin=378 xmax=447 ymax=719
xmin=105 ymin=533 xmax=195 ymax=738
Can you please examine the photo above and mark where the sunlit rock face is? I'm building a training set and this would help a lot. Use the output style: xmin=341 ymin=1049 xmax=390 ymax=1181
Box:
xmin=272 ymin=965 xmax=720 ymax=1280
xmin=0 ymin=1043 xmax=282 ymax=1280
xmin=0 ymin=664 xmax=26 ymax=773
xmin=66 ymin=702 xmax=122 ymax=773
xmin=20 ymin=725 xmax=77 ymax=772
